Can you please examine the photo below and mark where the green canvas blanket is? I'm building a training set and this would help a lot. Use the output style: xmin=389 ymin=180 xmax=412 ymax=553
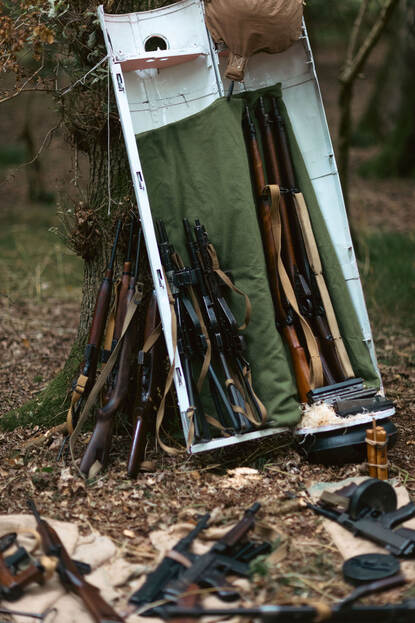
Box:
xmin=136 ymin=85 xmax=379 ymax=427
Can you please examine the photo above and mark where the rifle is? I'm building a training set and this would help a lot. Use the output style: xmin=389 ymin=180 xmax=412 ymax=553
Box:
xmin=80 ymin=224 xmax=143 ymax=477
xmin=191 ymin=219 xmax=265 ymax=425
xmin=243 ymin=104 xmax=311 ymax=403
xmin=183 ymin=219 xmax=253 ymax=433
xmin=156 ymin=220 xmax=211 ymax=444
xmin=163 ymin=503 xmax=261 ymax=602
xmin=127 ymin=290 xmax=162 ymax=478
xmin=255 ymin=97 xmax=338 ymax=386
xmin=151 ymin=596 xmax=415 ymax=623
xmin=27 ymin=499 xmax=124 ymax=623
xmin=267 ymin=96 xmax=350 ymax=383
xmin=66 ymin=219 xmax=122 ymax=434
xmin=102 ymin=219 xmax=135 ymax=402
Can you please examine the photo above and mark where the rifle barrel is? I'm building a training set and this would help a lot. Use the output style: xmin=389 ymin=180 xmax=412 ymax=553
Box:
xmin=108 ymin=219 xmax=122 ymax=271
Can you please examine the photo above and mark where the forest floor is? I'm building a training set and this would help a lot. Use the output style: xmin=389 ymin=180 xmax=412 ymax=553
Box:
xmin=0 ymin=44 xmax=415 ymax=617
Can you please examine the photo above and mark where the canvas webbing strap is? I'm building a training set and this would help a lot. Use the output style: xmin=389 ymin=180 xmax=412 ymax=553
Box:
xmin=239 ymin=361 xmax=268 ymax=425
xmin=66 ymin=373 xmax=88 ymax=435
xmin=207 ymin=243 xmax=252 ymax=330
xmin=264 ymin=184 xmax=323 ymax=389
xmin=69 ymin=283 xmax=143 ymax=471
xmin=292 ymin=192 xmax=354 ymax=379
xmin=103 ymin=278 xmax=120 ymax=353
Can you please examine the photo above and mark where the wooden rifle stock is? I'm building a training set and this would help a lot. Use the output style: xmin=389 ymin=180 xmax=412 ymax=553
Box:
xmin=67 ymin=220 xmax=122 ymax=433
xmin=28 ymin=499 xmax=124 ymax=623
xmin=243 ymin=104 xmax=311 ymax=402
xmin=269 ymin=96 xmax=348 ymax=382
xmin=127 ymin=291 xmax=160 ymax=478
xmin=82 ymin=220 xmax=122 ymax=382
xmin=256 ymin=98 xmax=340 ymax=386
xmin=80 ymin=226 xmax=142 ymax=477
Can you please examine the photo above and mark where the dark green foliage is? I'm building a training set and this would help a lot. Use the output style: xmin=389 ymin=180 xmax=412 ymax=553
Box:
xmin=360 ymin=232 xmax=415 ymax=333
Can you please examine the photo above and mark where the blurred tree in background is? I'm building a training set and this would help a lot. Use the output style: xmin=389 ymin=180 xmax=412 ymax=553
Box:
xmin=305 ymin=0 xmax=406 ymax=209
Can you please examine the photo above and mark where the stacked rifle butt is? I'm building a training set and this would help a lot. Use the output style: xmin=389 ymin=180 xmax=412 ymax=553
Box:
xmin=243 ymin=96 xmax=384 ymax=412
xmin=67 ymin=212 xmax=268 ymax=475
xmin=67 ymin=218 xmax=164 ymax=479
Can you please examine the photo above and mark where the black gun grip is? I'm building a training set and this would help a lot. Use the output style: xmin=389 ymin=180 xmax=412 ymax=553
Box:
xmin=381 ymin=502 xmax=415 ymax=529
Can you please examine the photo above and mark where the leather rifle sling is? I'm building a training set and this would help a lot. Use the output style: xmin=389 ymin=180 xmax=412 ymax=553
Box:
xmin=292 ymin=191 xmax=354 ymax=378
xmin=264 ymin=184 xmax=323 ymax=389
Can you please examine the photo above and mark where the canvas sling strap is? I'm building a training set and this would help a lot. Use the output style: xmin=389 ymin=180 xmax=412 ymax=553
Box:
xmin=69 ymin=283 xmax=143 ymax=473
xmin=66 ymin=279 xmax=120 ymax=435
xmin=264 ymin=184 xmax=324 ymax=389
xmin=292 ymin=191 xmax=355 ymax=379
xmin=207 ymin=243 xmax=252 ymax=330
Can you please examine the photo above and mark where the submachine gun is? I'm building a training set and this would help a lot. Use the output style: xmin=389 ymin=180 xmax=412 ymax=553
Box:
xmin=156 ymin=219 xmax=264 ymax=443
xmin=129 ymin=503 xmax=270 ymax=613
xmin=308 ymin=478 xmax=415 ymax=557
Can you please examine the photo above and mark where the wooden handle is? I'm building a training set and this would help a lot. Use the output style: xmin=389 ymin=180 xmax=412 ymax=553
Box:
xmin=283 ymin=324 xmax=311 ymax=402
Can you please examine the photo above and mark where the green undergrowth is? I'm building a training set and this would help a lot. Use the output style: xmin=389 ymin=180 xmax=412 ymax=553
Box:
xmin=359 ymin=230 xmax=415 ymax=334
xmin=0 ymin=206 xmax=82 ymax=302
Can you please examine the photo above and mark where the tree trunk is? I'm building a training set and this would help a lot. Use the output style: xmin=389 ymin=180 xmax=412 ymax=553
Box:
xmin=3 ymin=0 xmax=173 ymax=431
xmin=360 ymin=3 xmax=415 ymax=177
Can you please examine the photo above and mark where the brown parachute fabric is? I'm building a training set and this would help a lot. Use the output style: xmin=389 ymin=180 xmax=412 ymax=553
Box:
xmin=204 ymin=0 xmax=304 ymax=81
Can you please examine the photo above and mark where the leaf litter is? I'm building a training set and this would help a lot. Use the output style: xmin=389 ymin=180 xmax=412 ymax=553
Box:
xmin=0 ymin=293 xmax=415 ymax=613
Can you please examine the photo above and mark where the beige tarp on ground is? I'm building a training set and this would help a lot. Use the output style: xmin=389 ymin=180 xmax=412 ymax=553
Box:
xmin=0 ymin=512 xmax=284 ymax=623
xmin=204 ymin=0 xmax=303 ymax=80
xmin=0 ymin=514 xmax=138 ymax=623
